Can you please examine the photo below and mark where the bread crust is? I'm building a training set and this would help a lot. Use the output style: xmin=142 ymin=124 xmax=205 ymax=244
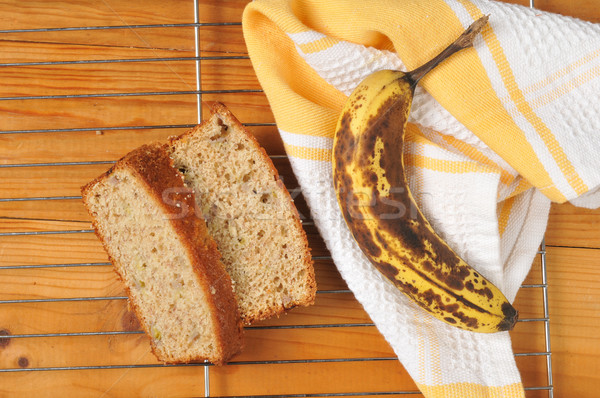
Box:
xmin=169 ymin=102 xmax=317 ymax=323
xmin=81 ymin=144 xmax=243 ymax=365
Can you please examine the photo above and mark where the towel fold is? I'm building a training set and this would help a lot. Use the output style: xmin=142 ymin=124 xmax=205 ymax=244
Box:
xmin=242 ymin=0 xmax=600 ymax=396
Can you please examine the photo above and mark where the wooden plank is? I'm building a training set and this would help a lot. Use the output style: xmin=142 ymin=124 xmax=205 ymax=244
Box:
xmin=0 ymin=25 xmax=246 ymax=64
xmin=0 ymin=363 xmax=418 ymax=398
xmin=546 ymin=245 xmax=600 ymax=397
xmin=0 ymin=199 xmax=92 ymax=224
xmin=535 ymin=0 xmax=600 ymax=23
xmin=1 ymin=96 xmax=199 ymax=132
xmin=546 ymin=202 xmax=600 ymax=249
xmin=0 ymin=258 xmax=342 ymax=300
xmin=0 ymin=30 xmax=193 ymax=64
xmin=515 ymin=355 xmax=553 ymax=389
xmin=523 ymin=391 xmax=552 ymax=398
xmin=492 ymin=0 xmax=600 ymax=23
xmin=0 ymin=367 xmax=207 ymax=398
xmin=0 ymin=299 xmax=140 ymax=334
xmin=0 ymin=125 xmax=283 ymax=166
xmin=0 ymin=218 xmax=89 ymax=234
xmin=0 ymin=293 xmax=369 ymax=337
xmin=0 ymin=333 xmax=157 ymax=369
xmin=0 ymin=326 xmax=394 ymax=370
xmin=210 ymin=360 xmax=418 ymax=397
xmin=0 ymin=0 xmax=250 ymax=31
xmin=511 ymin=320 xmax=548 ymax=355
xmin=1 ymin=129 xmax=184 ymax=166
xmin=0 ymin=92 xmax=270 ymax=132
xmin=0 ymin=233 xmax=108 ymax=267
xmin=0 ymin=58 xmax=258 ymax=98
xmin=0 ymin=0 xmax=193 ymax=30
xmin=0 ymin=264 xmax=122 ymax=300
xmin=0 ymin=164 xmax=111 ymax=199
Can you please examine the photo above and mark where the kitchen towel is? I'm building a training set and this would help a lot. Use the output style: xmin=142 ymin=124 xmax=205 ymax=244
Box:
xmin=242 ymin=0 xmax=600 ymax=396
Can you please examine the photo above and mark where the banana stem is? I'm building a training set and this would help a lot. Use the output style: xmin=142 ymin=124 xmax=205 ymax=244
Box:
xmin=407 ymin=15 xmax=489 ymax=85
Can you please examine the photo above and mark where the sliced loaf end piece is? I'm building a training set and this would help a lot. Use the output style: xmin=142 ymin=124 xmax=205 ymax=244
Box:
xmin=81 ymin=143 xmax=243 ymax=365
xmin=167 ymin=102 xmax=316 ymax=324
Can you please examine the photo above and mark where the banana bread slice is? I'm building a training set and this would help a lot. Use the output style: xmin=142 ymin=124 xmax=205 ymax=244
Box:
xmin=167 ymin=103 xmax=316 ymax=324
xmin=81 ymin=144 xmax=243 ymax=365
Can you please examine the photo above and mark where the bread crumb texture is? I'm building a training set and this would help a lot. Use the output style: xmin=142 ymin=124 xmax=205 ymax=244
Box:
xmin=168 ymin=104 xmax=316 ymax=324
xmin=82 ymin=145 xmax=242 ymax=365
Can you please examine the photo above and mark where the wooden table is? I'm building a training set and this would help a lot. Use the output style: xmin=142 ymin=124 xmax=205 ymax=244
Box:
xmin=0 ymin=0 xmax=598 ymax=397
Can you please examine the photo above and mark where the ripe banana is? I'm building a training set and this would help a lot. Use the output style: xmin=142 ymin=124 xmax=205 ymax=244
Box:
xmin=332 ymin=15 xmax=518 ymax=333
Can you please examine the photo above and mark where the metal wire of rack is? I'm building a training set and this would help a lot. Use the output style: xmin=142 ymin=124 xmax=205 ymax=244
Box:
xmin=0 ymin=0 xmax=554 ymax=396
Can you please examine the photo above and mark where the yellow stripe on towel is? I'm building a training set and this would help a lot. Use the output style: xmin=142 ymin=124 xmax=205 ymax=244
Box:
xmin=457 ymin=0 xmax=587 ymax=197
xmin=405 ymin=154 xmax=496 ymax=175
xmin=284 ymin=142 xmax=332 ymax=161
xmin=297 ymin=36 xmax=340 ymax=54
xmin=498 ymin=195 xmax=517 ymax=237
xmin=420 ymin=128 xmax=517 ymax=187
xmin=417 ymin=382 xmax=525 ymax=398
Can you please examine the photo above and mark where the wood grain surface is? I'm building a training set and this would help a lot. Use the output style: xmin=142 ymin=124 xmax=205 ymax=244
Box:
xmin=0 ymin=0 xmax=599 ymax=397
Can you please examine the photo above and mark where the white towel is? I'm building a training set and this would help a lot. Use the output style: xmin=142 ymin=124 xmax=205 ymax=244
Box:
xmin=243 ymin=0 xmax=600 ymax=396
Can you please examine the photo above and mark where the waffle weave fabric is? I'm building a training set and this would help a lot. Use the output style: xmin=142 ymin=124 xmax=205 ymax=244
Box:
xmin=243 ymin=0 xmax=600 ymax=396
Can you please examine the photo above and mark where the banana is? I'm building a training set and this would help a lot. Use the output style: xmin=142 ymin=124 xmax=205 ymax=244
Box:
xmin=332 ymin=15 xmax=518 ymax=333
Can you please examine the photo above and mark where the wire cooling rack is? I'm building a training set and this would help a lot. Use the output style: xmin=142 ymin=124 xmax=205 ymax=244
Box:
xmin=0 ymin=0 xmax=554 ymax=396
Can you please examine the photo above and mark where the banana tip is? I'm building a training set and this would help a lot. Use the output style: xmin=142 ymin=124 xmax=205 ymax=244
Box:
xmin=497 ymin=303 xmax=519 ymax=331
